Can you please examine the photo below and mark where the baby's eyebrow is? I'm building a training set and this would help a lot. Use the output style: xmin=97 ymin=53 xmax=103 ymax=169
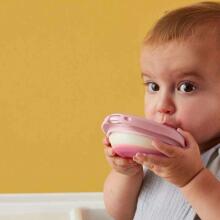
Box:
xmin=176 ymin=71 xmax=204 ymax=80
xmin=141 ymin=72 xmax=152 ymax=78
xmin=140 ymin=71 xmax=204 ymax=80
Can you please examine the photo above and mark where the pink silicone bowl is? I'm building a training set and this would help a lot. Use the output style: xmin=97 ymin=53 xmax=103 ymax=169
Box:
xmin=101 ymin=113 xmax=186 ymax=158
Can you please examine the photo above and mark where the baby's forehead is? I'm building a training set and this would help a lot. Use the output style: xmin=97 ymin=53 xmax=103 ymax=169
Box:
xmin=142 ymin=24 xmax=220 ymax=53
xmin=141 ymin=34 xmax=220 ymax=63
xmin=140 ymin=39 xmax=220 ymax=82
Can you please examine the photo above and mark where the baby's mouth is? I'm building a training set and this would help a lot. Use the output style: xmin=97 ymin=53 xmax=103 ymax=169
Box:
xmin=162 ymin=122 xmax=178 ymax=129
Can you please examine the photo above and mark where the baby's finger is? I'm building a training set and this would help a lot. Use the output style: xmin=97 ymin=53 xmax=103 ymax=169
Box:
xmin=104 ymin=145 xmax=116 ymax=157
xmin=134 ymin=153 xmax=168 ymax=167
xmin=103 ymin=137 xmax=111 ymax=146
xmin=152 ymin=140 xmax=181 ymax=158
xmin=177 ymin=128 xmax=197 ymax=148
xmin=113 ymin=156 xmax=137 ymax=167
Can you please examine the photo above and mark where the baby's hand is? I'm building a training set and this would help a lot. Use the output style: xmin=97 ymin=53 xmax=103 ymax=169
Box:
xmin=103 ymin=137 xmax=143 ymax=176
xmin=133 ymin=128 xmax=204 ymax=187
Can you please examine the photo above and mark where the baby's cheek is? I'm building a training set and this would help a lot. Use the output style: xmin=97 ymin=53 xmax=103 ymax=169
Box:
xmin=180 ymin=115 xmax=213 ymax=144
xmin=144 ymin=105 xmax=155 ymax=118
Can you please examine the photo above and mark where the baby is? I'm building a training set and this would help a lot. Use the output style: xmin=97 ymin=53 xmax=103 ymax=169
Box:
xmin=103 ymin=2 xmax=220 ymax=220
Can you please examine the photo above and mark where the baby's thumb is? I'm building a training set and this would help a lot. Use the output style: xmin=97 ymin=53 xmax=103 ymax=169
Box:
xmin=177 ymin=128 xmax=196 ymax=148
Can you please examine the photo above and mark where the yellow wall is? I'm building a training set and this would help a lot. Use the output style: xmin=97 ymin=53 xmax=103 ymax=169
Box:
xmin=0 ymin=0 xmax=204 ymax=192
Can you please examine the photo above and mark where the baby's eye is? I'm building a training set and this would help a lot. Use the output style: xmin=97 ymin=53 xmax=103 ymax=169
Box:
xmin=145 ymin=82 xmax=160 ymax=93
xmin=177 ymin=81 xmax=197 ymax=93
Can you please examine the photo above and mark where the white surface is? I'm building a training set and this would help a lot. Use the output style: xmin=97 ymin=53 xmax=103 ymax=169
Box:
xmin=110 ymin=132 xmax=153 ymax=148
xmin=0 ymin=193 xmax=113 ymax=220
xmin=0 ymin=213 xmax=70 ymax=220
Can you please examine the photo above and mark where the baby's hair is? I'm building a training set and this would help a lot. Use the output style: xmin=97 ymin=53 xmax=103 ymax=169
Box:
xmin=143 ymin=1 xmax=220 ymax=46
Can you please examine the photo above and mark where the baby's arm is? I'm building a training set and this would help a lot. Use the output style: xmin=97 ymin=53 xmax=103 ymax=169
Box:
xmin=103 ymin=137 xmax=143 ymax=220
xmin=181 ymin=168 xmax=220 ymax=220
xmin=133 ymin=128 xmax=220 ymax=220
xmin=104 ymin=169 xmax=143 ymax=220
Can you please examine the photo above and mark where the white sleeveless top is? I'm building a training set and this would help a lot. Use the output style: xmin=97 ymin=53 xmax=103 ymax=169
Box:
xmin=133 ymin=144 xmax=220 ymax=220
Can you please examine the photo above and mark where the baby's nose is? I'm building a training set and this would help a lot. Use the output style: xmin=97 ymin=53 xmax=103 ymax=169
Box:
xmin=156 ymin=96 xmax=176 ymax=115
xmin=158 ymin=106 xmax=175 ymax=114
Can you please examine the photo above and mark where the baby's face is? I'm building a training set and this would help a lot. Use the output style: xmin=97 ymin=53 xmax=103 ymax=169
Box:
xmin=140 ymin=38 xmax=220 ymax=151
